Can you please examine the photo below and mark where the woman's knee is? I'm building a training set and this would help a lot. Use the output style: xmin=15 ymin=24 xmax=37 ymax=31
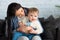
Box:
xmin=17 ymin=36 xmax=29 ymax=40
xmin=32 ymin=36 xmax=41 ymax=40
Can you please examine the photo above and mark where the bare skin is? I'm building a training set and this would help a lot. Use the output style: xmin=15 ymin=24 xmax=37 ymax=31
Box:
xmin=17 ymin=22 xmax=38 ymax=34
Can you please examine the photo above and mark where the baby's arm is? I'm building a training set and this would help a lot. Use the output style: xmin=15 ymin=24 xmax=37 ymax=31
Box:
xmin=29 ymin=21 xmax=43 ymax=34
xmin=17 ymin=22 xmax=25 ymax=31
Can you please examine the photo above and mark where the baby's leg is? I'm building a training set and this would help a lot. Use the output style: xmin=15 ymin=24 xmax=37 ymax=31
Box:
xmin=32 ymin=36 xmax=42 ymax=40
xmin=17 ymin=36 xmax=29 ymax=40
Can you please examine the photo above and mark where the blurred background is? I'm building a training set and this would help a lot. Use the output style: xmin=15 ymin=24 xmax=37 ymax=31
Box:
xmin=0 ymin=0 xmax=60 ymax=19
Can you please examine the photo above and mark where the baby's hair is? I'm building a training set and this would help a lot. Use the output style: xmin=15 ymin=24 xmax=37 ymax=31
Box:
xmin=28 ymin=7 xmax=39 ymax=14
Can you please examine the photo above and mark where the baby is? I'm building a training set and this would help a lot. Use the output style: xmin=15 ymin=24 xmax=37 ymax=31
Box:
xmin=18 ymin=7 xmax=43 ymax=34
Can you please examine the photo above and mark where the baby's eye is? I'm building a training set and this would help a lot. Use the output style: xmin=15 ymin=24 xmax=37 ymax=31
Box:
xmin=35 ymin=16 xmax=37 ymax=17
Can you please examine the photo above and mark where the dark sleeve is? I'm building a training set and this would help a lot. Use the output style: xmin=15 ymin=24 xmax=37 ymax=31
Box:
xmin=11 ymin=18 xmax=14 ymax=31
xmin=10 ymin=17 xmax=19 ymax=32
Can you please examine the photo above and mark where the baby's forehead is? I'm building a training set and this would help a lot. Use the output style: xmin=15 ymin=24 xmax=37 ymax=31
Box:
xmin=29 ymin=12 xmax=38 ymax=15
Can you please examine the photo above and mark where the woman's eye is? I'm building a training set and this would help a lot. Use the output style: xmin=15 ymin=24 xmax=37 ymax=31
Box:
xmin=30 ymin=15 xmax=33 ymax=16
xmin=21 ymin=10 xmax=23 ymax=12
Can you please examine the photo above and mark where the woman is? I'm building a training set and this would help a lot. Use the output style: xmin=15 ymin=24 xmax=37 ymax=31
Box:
xmin=7 ymin=2 xmax=42 ymax=40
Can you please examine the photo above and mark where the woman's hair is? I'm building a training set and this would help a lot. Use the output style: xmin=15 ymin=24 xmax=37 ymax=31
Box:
xmin=7 ymin=2 xmax=22 ymax=17
xmin=23 ymin=7 xmax=29 ymax=16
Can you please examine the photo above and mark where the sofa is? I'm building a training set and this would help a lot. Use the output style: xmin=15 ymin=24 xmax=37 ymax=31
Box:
xmin=0 ymin=19 xmax=6 ymax=40
xmin=0 ymin=7 xmax=60 ymax=40
xmin=0 ymin=15 xmax=60 ymax=40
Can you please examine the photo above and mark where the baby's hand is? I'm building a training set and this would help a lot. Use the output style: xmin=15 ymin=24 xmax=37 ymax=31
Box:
xmin=18 ymin=22 xmax=22 ymax=26
xmin=18 ymin=22 xmax=25 ymax=27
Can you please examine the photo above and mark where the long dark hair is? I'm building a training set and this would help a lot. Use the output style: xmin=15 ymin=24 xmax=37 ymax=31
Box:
xmin=7 ymin=2 xmax=22 ymax=17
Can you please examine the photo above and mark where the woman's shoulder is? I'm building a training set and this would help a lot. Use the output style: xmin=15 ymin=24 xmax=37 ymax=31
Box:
xmin=11 ymin=16 xmax=18 ymax=22
xmin=11 ymin=16 xmax=17 ymax=19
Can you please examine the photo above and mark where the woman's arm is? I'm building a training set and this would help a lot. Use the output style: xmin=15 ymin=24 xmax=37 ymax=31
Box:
xmin=17 ymin=22 xmax=32 ymax=33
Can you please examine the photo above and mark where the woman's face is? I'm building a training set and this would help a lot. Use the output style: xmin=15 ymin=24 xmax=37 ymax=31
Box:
xmin=15 ymin=7 xmax=25 ymax=18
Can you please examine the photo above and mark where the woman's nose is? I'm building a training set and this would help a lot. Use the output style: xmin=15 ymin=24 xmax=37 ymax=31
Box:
xmin=32 ymin=16 xmax=34 ymax=18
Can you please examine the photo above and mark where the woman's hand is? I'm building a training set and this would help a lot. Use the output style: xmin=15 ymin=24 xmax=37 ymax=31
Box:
xmin=29 ymin=28 xmax=37 ymax=34
xmin=16 ymin=25 xmax=30 ymax=34
xmin=18 ymin=22 xmax=38 ymax=34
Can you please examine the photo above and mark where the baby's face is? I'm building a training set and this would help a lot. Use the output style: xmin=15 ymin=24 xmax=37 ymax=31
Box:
xmin=28 ymin=12 xmax=38 ymax=22
xmin=15 ymin=7 xmax=25 ymax=18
